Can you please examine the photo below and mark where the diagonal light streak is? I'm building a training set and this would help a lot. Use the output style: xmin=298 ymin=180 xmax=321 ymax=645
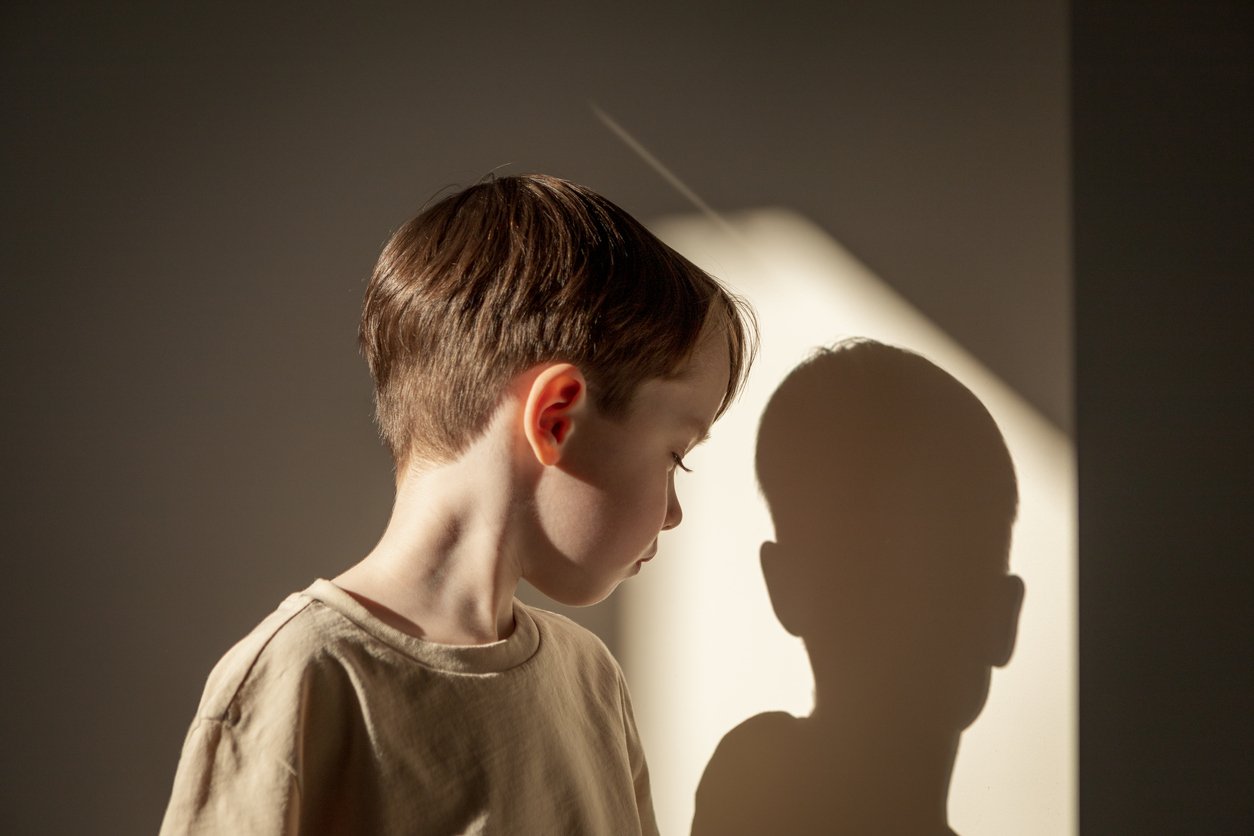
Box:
xmin=592 ymin=105 xmax=748 ymax=248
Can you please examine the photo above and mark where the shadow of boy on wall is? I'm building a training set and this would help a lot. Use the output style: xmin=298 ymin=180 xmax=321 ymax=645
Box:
xmin=692 ymin=339 xmax=1025 ymax=836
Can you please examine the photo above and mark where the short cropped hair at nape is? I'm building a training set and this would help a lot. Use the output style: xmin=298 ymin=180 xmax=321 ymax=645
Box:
xmin=361 ymin=174 xmax=757 ymax=467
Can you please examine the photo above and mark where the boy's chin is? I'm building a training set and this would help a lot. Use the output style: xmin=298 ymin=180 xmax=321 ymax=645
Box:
xmin=531 ymin=576 xmax=624 ymax=609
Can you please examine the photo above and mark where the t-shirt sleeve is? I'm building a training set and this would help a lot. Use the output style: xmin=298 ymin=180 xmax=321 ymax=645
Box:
xmin=160 ymin=601 xmax=344 ymax=835
xmin=159 ymin=712 xmax=301 ymax=835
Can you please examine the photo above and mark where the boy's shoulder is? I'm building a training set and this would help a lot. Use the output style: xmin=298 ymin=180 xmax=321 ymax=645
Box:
xmin=190 ymin=583 xmax=353 ymax=722
xmin=525 ymin=605 xmax=622 ymax=668
xmin=521 ymin=605 xmax=634 ymax=711
xmin=191 ymin=582 xmax=625 ymax=723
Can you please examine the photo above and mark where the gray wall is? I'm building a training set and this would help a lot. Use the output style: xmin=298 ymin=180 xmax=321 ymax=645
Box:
xmin=1 ymin=3 xmax=1066 ymax=832
xmin=1075 ymin=2 xmax=1253 ymax=831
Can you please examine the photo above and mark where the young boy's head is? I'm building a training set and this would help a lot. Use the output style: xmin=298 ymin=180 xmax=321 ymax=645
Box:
xmin=360 ymin=173 xmax=756 ymax=471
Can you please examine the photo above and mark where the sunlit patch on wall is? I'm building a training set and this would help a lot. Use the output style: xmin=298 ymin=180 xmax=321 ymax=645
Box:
xmin=619 ymin=209 xmax=1075 ymax=836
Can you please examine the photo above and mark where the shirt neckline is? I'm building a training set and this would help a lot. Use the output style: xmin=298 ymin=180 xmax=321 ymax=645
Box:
xmin=303 ymin=578 xmax=541 ymax=675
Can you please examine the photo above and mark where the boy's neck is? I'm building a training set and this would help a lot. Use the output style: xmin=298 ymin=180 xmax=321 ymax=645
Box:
xmin=334 ymin=413 xmax=529 ymax=645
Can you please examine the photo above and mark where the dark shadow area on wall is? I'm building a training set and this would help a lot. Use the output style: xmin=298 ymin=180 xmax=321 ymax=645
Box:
xmin=692 ymin=340 xmax=1025 ymax=835
xmin=1075 ymin=1 xmax=1253 ymax=831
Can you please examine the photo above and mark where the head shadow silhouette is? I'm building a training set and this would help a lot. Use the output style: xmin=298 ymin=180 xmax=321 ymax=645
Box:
xmin=692 ymin=339 xmax=1025 ymax=836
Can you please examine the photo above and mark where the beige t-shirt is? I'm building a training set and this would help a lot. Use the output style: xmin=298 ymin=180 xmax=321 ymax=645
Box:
xmin=160 ymin=580 xmax=658 ymax=835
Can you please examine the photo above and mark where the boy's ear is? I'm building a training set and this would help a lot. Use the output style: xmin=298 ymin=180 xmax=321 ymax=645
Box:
xmin=523 ymin=364 xmax=587 ymax=466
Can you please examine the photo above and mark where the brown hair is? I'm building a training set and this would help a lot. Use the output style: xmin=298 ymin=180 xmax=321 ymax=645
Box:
xmin=361 ymin=174 xmax=757 ymax=466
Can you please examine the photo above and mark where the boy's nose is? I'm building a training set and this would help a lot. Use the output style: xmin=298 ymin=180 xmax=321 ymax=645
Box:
xmin=662 ymin=480 xmax=683 ymax=530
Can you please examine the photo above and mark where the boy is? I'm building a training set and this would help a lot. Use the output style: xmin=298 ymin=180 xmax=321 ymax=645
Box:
xmin=160 ymin=174 xmax=755 ymax=834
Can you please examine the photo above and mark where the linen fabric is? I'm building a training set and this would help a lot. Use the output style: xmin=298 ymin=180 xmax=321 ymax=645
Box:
xmin=160 ymin=580 xmax=658 ymax=835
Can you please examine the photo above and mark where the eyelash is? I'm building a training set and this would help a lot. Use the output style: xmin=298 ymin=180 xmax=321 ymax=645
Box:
xmin=671 ymin=452 xmax=693 ymax=473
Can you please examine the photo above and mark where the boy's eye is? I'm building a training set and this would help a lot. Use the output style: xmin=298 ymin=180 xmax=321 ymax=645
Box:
xmin=671 ymin=452 xmax=693 ymax=473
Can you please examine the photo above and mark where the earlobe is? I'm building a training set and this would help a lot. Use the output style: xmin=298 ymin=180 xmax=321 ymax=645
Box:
xmin=523 ymin=364 xmax=587 ymax=466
